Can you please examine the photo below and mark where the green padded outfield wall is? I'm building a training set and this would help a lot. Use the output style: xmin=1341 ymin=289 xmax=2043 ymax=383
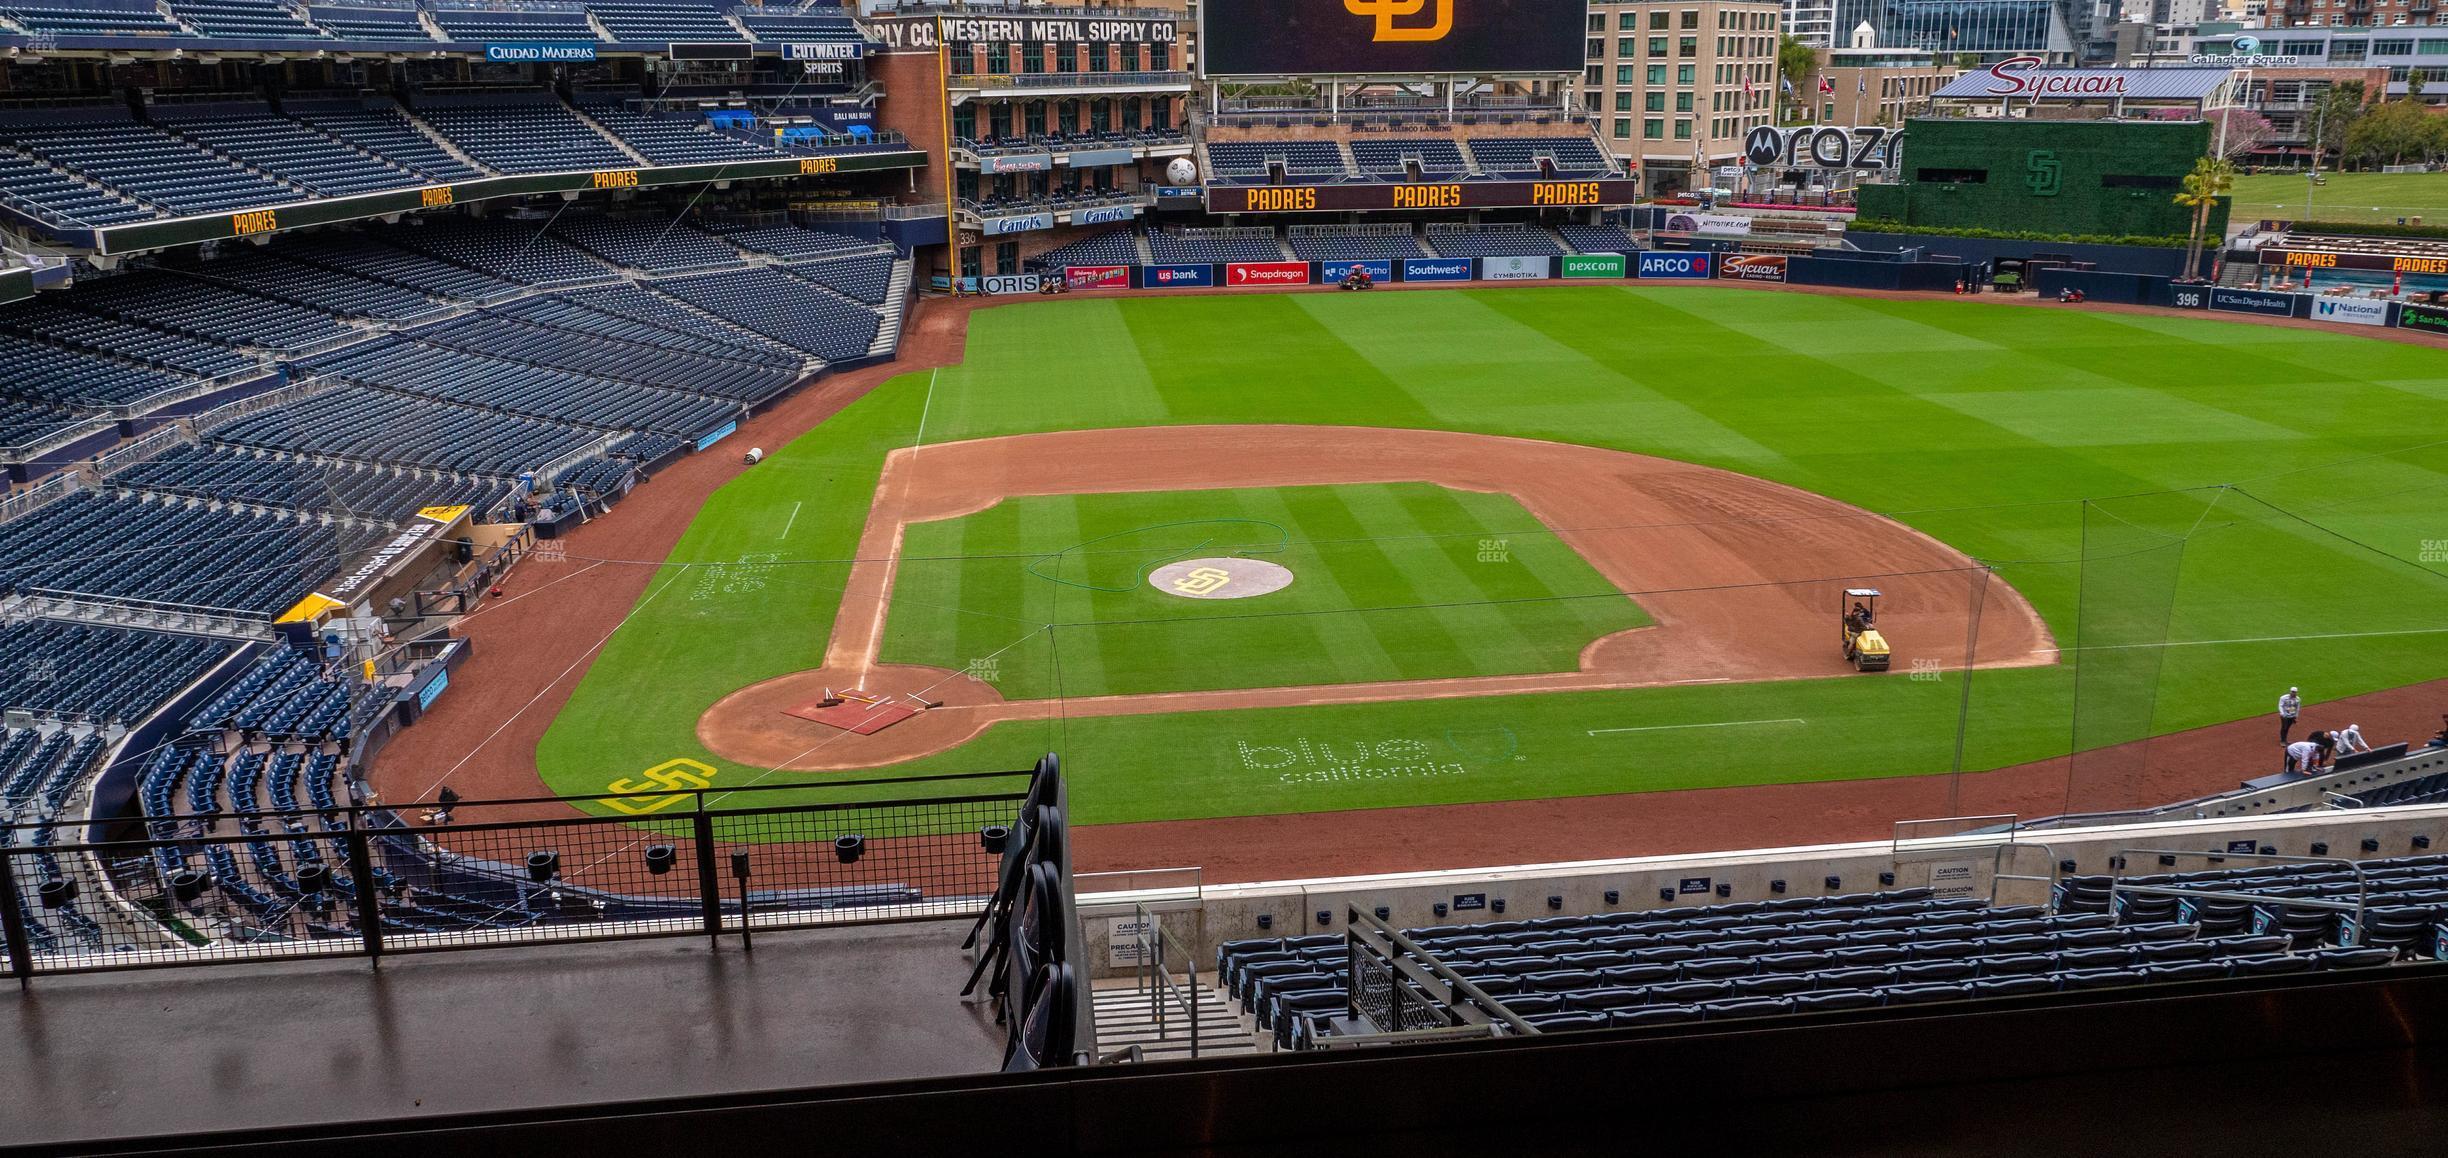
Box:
xmin=1855 ymin=118 xmax=2226 ymax=240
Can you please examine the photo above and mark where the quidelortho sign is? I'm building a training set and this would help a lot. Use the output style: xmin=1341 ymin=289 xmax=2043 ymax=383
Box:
xmin=1560 ymin=254 xmax=1626 ymax=279
xmin=1318 ymin=258 xmax=1394 ymax=283
xmin=2309 ymin=296 xmax=2391 ymax=327
xmin=2209 ymin=286 xmax=2300 ymax=318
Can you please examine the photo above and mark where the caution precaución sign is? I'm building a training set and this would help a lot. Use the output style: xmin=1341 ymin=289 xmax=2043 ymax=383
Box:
xmin=416 ymin=504 xmax=473 ymax=524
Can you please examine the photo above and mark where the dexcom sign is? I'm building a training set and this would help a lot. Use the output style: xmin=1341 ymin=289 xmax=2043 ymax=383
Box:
xmin=1637 ymin=251 xmax=1712 ymax=280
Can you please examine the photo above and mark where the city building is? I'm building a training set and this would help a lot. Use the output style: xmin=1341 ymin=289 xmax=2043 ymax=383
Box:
xmin=1798 ymin=28 xmax=1956 ymax=124
xmin=1788 ymin=0 xmax=1842 ymax=46
xmin=1585 ymin=0 xmax=1785 ymax=194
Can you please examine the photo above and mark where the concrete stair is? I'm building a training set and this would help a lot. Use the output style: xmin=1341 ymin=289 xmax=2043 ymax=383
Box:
xmin=1089 ymin=977 xmax=1261 ymax=1062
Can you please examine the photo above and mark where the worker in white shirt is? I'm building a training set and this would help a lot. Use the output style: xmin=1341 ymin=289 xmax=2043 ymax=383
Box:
xmin=2284 ymin=739 xmax=2327 ymax=776
xmin=2333 ymin=723 xmax=2370 ymax=755
xmin=2277 ymin=687 xmax=2302 ymax=743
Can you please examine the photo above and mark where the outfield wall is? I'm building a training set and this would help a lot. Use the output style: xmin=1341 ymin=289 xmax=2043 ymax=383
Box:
xmin=1079 ymin=781 xmax=2448 ymax=978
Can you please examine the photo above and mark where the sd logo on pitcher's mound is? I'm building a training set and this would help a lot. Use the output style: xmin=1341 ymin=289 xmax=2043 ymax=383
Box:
xmin=1148 ymin=557 xmax=1295 ymax=600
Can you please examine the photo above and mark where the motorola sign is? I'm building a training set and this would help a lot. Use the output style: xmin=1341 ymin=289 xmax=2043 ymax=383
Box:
xmin=1743 ymin=125 xmax=1901 ymax=170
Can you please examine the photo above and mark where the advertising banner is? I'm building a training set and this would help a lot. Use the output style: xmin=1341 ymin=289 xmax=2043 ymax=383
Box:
xmin=1065 ymin=146 xmax=1136 ymax=168
xmin=1198 ymin=0 xmax=1582 ymax=76
xmin=980 ymin=273 xmax=1042 ymax=295
xmin=2399 ymin=301 xmax=2448 ymax=336
xmin=1317 ymin=258 xmax=1394 ymax=284
xmin=863 ymin=13 xmax=1177 ymax=53
xmin=977 ymin=153 xmax=1053 ymax=174
xmin=981 ymin=212 xmax=1054 ymax=236
xmin=1559 ymin=254 xmax=1626 ymax=279
xmin=1478 ymin=255 xmax=1551 ymax=281
xmin=2166 ymin=281 xmax=2210 ymax=309
xmin=693 ymin=421 xmax=738 ymax=451
xmin=782 ymin=41 xmax=862 ymax=60
xmin=484 ymin=41 xmax=597 ymax=62
xmin=2209 ymin=286 xmax=2300 ymax=318
xmin=1064 ymin=264 xmax=1129 ymax=289
xmin=1717 ymin=254 xmax=1788 ymax=282
xmin=1074 ymin=204 xmax=1140 ymax=225
xmin=1224 ymin=260 xmax=1309 ymax=287
xmin=1142 ymin=262 xmax=1215 ymax=288
xmin=2308 ymin=295 xmax=2391 ymax=327
xmin=1208 ymin=179 xmax=1635 ymax=214
xmin=1402 ymin=257 xmax=1473 ymax=282
xmin=1636 ymin=251 xmax=1713 ymax=280
xmin=1660 ymin=212 xmax=1751 ymax=235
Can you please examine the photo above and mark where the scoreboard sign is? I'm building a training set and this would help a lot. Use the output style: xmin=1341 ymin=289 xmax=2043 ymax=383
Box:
xmin=1199 ymin=0 xmax=1584 ymax=76
xmin=2259 ymin=247 xmax=2448 ymax=275
xmin=1209 ymin=179 xmax=1636 ymax=214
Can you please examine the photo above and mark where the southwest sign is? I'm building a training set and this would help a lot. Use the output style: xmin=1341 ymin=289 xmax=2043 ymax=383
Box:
xmin=1208 ymin=179 xmax=1638 ymax=214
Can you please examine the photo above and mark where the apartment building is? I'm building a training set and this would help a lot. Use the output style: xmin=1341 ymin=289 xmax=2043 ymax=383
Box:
xmin=1584 ymin=0 xmax=1786 ymax=194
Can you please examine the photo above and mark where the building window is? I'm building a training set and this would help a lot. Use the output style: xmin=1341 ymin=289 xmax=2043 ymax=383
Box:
xmin=2378 ymin=37 xmax=2415 ymax=52
xmin=1618 ymin=64 xmax=1637 ymax=83
xmin=1589 ymin=37 xmax=1605 ymax=58
xmin=1647 ymin=91 xmax=1667 ymax=110
xmin=1647 ymin=63 xmax=1667 ymax=83
xmin=1678 ymin=63 xmax=1695 ymax=83
xmin=1618 ymin=11 xmax=1638 ymax=28
xmin=986 ymin=43 xmax=1008 ymax=72
xmin=1025 ymin=103 xmax=1046 ymax=135
xmin=996 ymin=240 xmax=1019 ymax=273
xmin=953 ymin=105 xmax=976 ymax=140
xmin=1650 ymin=11 xmax=1670 ymax=28
xmin=1649 ymin=35 xmax=1668 ymax=54
xmin=1645 ymin=117 xmax=1665 ymax=138
xmin=1680 ymin=10 xmax=1700 ymax=28
xmin=1588 ymin=12 xmax=1605 ymax=30
xmin=1617 ymin=91 xmax=1634 ymax=110
xmin=1674 ymin=118 xmax=1692 ymax=139
xmin=1589 ymin=65 xmax=1605 ymax=86
xmin=1619 ymin=35 xmax=1637 ymax=55
xmin=1023 ymin=43 xmax=1045 ymax=72
xmin=1614 ymin=117 xmax=1633 ymax=138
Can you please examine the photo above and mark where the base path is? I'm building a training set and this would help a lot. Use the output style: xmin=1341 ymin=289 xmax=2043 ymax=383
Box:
xmin=696 ymin=424 xmax=2055 ymax=769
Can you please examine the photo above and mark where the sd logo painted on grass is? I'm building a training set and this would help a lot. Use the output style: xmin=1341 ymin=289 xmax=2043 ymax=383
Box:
xmin=604 ymin=758 xmax=717 ymax=814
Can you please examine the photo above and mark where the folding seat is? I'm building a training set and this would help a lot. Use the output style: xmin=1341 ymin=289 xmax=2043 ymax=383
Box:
xmin=1647 ymin=979 xmax=1735 ymax=1004
xmin=1485 ymin=956 xmax=1552 ymax=975
xmin=1233 ymin=958 xmax=1313 ymax=1000
xmin=1500 ymin=993 xmax=1566 ymax=1017
xmin=2121 ymin=923 xmax=2200 ymax=944
xmin=1893 ymin=959 xmax=1975 ymax=984
xmin=1973 ymin=919 xmax=2052 ymax=940
xmin=1460 ymin=974 xmax=1522 ymax=997
xmin=1521 ymin=938 xmax=1586 ymax=956
xmin=2052 ymin=928 xmax=2127 ymax=950
xmin=1523 ymin=915 xmax=1585 ymax=930
xmin=1678 ymin=957 xmax=1754 ymax=980
xmin=2141 ymin=961 xmax=2232 ymax=983
xmin=1249 ymin=973 xmax=1334 ymax=1020
xmin=1910 ymin=940 xmax=1979 ymax=961
xmin=1837 ymin=929 xmax=1912 ymax=947
xmin=1556 ymin=951 xmax=1634 ymax=971
xmin=1971 ymin=975 xmax=2054 ymax=998
xmin=1596 ymin=962 xmax=1679 ymax=987
xmin=2055 ymin=968 xmax=2144 ymax=991
xmin=1447 ymin=946 xmax=1516 ymax=965
xmin=1973 ymin=934 xmax=2057 ymax=959
xmin=1810 ymin=966 xmax=1895 ymax=990
xmin=1699 ymin=997 xmax=1793 ymax=1021
xmin=1521 ymin=1010 xmax=1609 ymax=1032
xmin=2139 ymin=940 xmax=2216 ymax=964
xmin=2052 ymin=946 xmax=2135 ymax=971
xmin=1270 ymin=990 xmax=1349 ymax=1046
xmin=1589 ymin=934 xmax=1657 ymax=951
xmin=1708 ymin=940 xmax=1775 ymax=960
xmin=1846 ymin=915 xmax=1920 ymax=932
xmin=1785 ymin=920 xmax=1855 ymax=936
xmin=1609 ymin=1005 xmax=1700 ymax=1027
xmin=1968 ymin=949 xmax=2046 ymax=974
xmin=1754 ymin=951 xmax=1830 ymax=974
xmin=1733 ymin=973 xmax=1812 ymax=998
xmin=2230 ymin=953 xmax=2317 ymax=977
xmin=2202 ymin=935 xmax=2291 ymax=958
xmin=1632 ymin=945 xmax=1704 ymax=964
xmin=1767 ymin=935 xmax=1844 ymax=955
xmin=1522 ymin=970 xmax=1600 ymax=994
xmin=1563 ymin=987 xmax=1649 ymax=1011
xmin=1654 ymin=929 xmax=1720 ymax=947
xmin=1880 ymin=982 xmax=1969 ymax=1006
xmin=2311 ymin=948 xmax=2397 ymax=970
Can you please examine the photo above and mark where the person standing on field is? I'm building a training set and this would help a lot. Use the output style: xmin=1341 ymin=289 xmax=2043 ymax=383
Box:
xmin=2278 ymin=687 xmax=2302 ymax=743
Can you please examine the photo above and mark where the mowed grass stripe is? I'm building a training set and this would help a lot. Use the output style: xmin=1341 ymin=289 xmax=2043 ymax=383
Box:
xmin=1377 ymin=484 xmax=1620 ymax=669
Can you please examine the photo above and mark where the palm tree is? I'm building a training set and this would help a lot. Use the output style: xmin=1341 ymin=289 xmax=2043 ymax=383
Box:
xmin=2174 ymin=156 xmax=2234 ymax=278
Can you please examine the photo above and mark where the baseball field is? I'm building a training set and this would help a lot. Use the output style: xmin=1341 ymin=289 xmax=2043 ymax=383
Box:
xmin=513 ymin=285 xmax=2448 ymax=843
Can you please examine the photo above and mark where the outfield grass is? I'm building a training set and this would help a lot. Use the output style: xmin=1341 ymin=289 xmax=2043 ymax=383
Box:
xmin=536 ymin=287 xmax=2448 ymax=826
xmin=2231 ymin=171 xmax=2448 ymax=225
xmin=879 ymin=483 xmax=1651 ymax=698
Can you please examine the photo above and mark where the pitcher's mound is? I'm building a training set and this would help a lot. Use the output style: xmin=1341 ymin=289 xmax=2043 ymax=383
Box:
xmin=1149 ymin=557 xmax=1293 ymax=600
xmin=785 ymin=690 xmax=920 ymax=734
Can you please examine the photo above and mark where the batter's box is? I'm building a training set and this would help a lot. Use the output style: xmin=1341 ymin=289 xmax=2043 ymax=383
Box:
xmin=786 ymin=692 xmax=919 ymax=735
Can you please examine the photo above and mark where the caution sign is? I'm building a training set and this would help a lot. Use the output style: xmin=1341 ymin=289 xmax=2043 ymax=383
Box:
xmin=416 ymin=504 xmax=473 ymax=524
xmin=275 ymin=592 xmax=348 ymax=624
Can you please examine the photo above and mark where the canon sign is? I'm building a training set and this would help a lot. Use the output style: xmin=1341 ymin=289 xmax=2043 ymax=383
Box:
xmin=1970 ymin=56 xmax=2129 ymax=99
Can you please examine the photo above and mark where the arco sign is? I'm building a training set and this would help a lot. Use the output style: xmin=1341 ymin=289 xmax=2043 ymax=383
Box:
xmin=1743 ymin=125 xmax=1902 ymax=170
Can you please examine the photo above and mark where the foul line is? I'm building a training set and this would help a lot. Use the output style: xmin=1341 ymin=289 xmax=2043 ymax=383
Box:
xmin=1587 ymin=718 xmax=1807 ymax=736
xmin=779 ymin=500 xmax=802 ymax=540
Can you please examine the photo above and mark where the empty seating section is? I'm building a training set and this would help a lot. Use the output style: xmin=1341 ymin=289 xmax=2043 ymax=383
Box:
xmin=1204 ymin=141 xmax=1348 ymax=183
xmin=0 ymin=147 xmax=155 ymax=226
xmin=729 ymin=7 xmax=858 ymax=40
xmin=284 ymin=103 xmax=483 ymax=183
xmin=651 ymin=266 xmax=878 ymax=360
xmin=288 ymin=230 xmax=518 ymax=300
xmin=1468 ymin=136 xmax=1614 ymax=178
xmin=0 ymin=619 xmax=237 ymax=723
xmin=0 ymin=340 xmax=195 ymax=406
xmin=587 ymin=0 xmax=735 ymax=41
xmin=1288 ymin=231 xmax=1428 ymax=261
xmin=717 ymin=224 xmax=873 ymax=260
xmin=0 ymin=295 xmax=253 ymax=376
xmin=2350 ymin=772 xmax=2448 ymax=808
xmin=183 ymin=248 xmax=438 ymax=322
xmin=187 ymin=648 xmax=363 ymax=742
xmin=207 ymin=387 xmax=598 ymax=477
xmin=1224 ymin=877 xmax=2448 ymax=1045
xmin=1425 ymin=224 xmax=1564 ymax=258
xmin=428 ymin=5 xmax=592 ymax=41
xmin=109 ymin=444 xmax=511 ymax=523
xmin=0 ymin=399 xmax=87 ymax=447
xmin=1348 ymin=138 xmax=1466 ymax=178
xmin=66 ymin=273 xmax=357 ymax=353
xmin=1032 ymin=229 xmax=1144 ymax=269
xmin=381 ymin=216 xmax=614 ymax=287
xmin=2056 ymin=855 xmax=2448 ymax=953
xmin=496 ymin=291 xmax=804 ymax=367
xmin=416 ymin=312 xmax=795 ymax=401
xmin=155 ymin=103 xmax=418 ymax=198
xmin=788 ymin=251 xmax=893 ymax=304
xmin=412 ymin=93 xmax=631 ymax=174
xmin=167 ymin=0 xmax=327 ymax=38
xmin=1145 ymin=230 xmax=1289 ymax=264
xmin=1559 ymin=223 xmax=1639 ymax=254
xmin=577 ymin=102 xmax=782 ymax=166
xmin=0 ymin=723 xmax=109 ymax=953
xmin=552 ymin=214 xmax=743 ymax=273
xmin=0 ymin=489 xmax=383 ymax=613
xmin=303 ymin=338 xmax=739 ymax=435
xmin=2 ymin=0 xmax=183 ymax=35
xmin=0 ymin=111 xmax=300 ymax=216
xmin=559 ymin=282 xmax=801 ymax=356
xmin=300 ymin=4 xmax=433 ymax=38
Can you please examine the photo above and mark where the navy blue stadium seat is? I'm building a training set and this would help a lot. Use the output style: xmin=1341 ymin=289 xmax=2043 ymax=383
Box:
xmin=1609 ymin=1005 xmax=1700 ymax=1028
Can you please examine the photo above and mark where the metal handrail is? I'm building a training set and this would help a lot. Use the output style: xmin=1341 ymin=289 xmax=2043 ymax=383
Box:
xmin=2106 ymin=848 xmax=2370 ymax=936
xmin=1344 ymin=904 xmax=1536 ymax=1038
xmin=1132 ymin=901 xmax=1202 ymax=1059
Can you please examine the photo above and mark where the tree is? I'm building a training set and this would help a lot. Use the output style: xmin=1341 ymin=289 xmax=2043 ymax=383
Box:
xmin=2342 ymin=98 xmax=2444 ymax=168
xmin=2311 ymin=79 xmax=2368 ymax=168
xmin=1777 ymin=34 xmax=1818 ymax=123
xmin=2173 ymin=155 xmax=2234 ymax=277
xmin=2148 ymin=106 xmax=2271 ymax=161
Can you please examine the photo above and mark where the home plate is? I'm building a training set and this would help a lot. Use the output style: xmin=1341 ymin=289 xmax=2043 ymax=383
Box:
xmin=785 ymin=691 xmax=919 ymax=735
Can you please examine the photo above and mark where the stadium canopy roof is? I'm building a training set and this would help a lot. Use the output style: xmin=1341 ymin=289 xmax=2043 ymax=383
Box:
xmin=1932 ymin=61 xmax=2234 ymax=102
